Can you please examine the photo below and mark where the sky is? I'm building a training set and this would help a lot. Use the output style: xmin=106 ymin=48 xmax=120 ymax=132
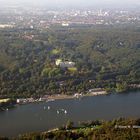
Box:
xmin=0 ymin=0 xmax=139 ymax=8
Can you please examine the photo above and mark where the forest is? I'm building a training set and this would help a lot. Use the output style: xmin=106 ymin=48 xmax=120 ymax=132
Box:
xmin=0 ymin=25 xmax=140 ymax=98
xmin=1 ymin=118 xmax=140 ymax=140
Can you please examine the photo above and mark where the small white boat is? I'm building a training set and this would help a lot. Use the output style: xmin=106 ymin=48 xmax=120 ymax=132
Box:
xmin=64 ymin=110 xmax=67 ymax=114
xmin=57 ymin=110 xmax=60 ymax=114
xmin=48 ymin=106 xmax=50 ymax=110
xmin=6 ymin=108 xmax=9 ymax=111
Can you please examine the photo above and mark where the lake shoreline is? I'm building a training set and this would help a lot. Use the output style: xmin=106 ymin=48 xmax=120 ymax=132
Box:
xmin=46 ymin=92 xmax=109 ymax=101
xmin=0 ymin=92 xmax=109 ymax=112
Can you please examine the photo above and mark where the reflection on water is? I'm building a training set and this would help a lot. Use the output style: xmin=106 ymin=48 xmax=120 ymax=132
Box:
xmin=0 ymin=91 xmax=140 ymax=137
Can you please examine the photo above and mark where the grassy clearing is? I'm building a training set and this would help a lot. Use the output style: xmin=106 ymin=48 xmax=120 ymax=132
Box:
xmin=68 ymin=67 xmax=77 ymax=72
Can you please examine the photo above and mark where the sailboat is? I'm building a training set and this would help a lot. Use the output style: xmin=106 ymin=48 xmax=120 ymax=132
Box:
xmin=64 ymin=110 xmax=67 ymax=114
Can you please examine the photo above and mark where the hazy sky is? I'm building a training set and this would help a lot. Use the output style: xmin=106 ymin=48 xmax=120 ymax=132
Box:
xmin=0 ymin=0 xmax=139 ymax=8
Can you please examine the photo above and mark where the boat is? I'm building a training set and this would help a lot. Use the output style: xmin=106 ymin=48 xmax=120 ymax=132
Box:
xmin=57 ymin=110 xmax=60 ymax=114
xmin=64 ymin=110 xmax=67 ymax=114
xmin=48 ymin=106 xmax=50 ymax=110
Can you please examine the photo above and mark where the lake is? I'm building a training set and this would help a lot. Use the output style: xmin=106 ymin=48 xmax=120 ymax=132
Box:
xmin=0 ymin=91 xmax=140 ymax=137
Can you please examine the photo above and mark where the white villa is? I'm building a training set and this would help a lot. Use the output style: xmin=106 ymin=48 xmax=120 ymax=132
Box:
xmin=56 ymin=59 xmax=75 ymax=68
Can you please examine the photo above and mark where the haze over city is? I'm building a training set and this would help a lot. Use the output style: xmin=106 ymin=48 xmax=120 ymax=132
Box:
xmin=0 ymin=0 xmax=140 ymax=8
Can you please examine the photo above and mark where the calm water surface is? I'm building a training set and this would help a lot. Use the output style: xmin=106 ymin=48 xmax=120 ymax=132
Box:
xmin=0 ymin=91 xmax=140 ymax=137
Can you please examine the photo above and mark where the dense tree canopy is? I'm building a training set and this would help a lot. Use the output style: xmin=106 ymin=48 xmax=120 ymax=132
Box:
xmin=1 ymin=118 xmax=140 ymax=140
xmin=0 ymin=25 xmax=140 ymax=98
